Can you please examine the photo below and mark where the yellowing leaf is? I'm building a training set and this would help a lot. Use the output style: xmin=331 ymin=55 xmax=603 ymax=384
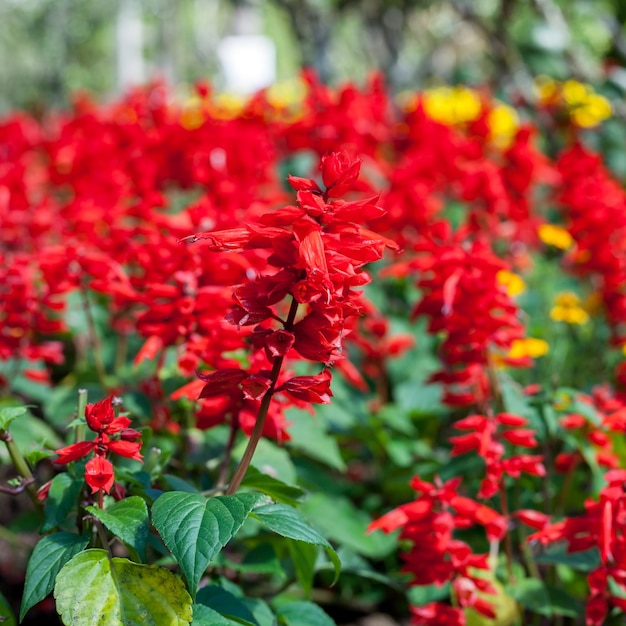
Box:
xmin=54 ymin=549 xmax=192 ymax=626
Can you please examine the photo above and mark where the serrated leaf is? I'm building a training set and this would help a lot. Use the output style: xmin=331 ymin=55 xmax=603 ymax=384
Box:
xmin=0 ymin=405 xmax=29 ymax=430
xmin=196 ymin=586 xmax=258 ymax=625
xmin=55 ymin=549 xmax=192 ymax=626
xmin=191 ymin=604 xmax=239 ymax=625
xmin=276 ymin=601 xmax=336 ymax=626
xmin=0 ymin=589 xmax=16 ymax=626
xmin=20 ymin=532 xmax=90 ymax=621
xmin=152 ymin=492 xmax=262 ymax=597
xmin=250 ymin=503 xmax=341 ymax=584
xmin=241 ymin=466 xmax=305 ymax=506
xmin=86 ymin=496 xmax=149 ymax=562
xmin=42 ymin=473 xmax=84 ymax=532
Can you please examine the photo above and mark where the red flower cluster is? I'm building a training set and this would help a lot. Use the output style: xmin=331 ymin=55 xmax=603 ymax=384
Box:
xmin=184 ymin=151 xmax=397 ymax=437
xmin=450 ymin=412 xmax=545 ymax=498
xmin=54 ymin=396 xmax=142 ymax=494
xmin=391 ymin=234 xmax=526 ymax=406
xmin=369 ymin=476 xmax=506 ymax=625
xmin=528 ymin=469 xmax=626 ymax=626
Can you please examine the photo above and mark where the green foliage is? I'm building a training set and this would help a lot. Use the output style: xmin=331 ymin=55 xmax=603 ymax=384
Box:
xmin=151 ymin=492 xmax=263 ymax=597
xmin=54 ymin=549 xmax=193 ymax=626
xmin=20 ymin=532 xmax=90 ymax=621
xmin=250 ymin=503 xmax=341 ymax=584
xmin=86 ymin=496 xmax=150 ymax=562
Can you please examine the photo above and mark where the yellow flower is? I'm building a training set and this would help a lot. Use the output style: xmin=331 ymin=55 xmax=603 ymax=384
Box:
xmin=570 ymin=93 xmax=612 ymax=128
xmin=488 ymin=104 xmax=519 ymax=149
xmin=508 ymin=338 xmax=550 ymax=360
xmin=550 ymin=292 xmax=590 ymax=325
xmin=535 ymin=76 xmax=558 ymax=105
xmin=537 ymin=224 xmax=574 ymax=250
xmin=180 ymin=97 xmax=205 ymax=130
xmin=496 ymin=270 xmax=526 ymax=297
xmin=422 ymin=86 xmax=482 ymax=126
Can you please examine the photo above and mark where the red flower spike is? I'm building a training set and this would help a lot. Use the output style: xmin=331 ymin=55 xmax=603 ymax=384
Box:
xmin=85 ymin=456 xmax=115 ymax=494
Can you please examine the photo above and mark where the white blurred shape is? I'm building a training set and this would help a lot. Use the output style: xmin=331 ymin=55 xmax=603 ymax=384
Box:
xmin=217 ymin=35 xmax=276 ymax=95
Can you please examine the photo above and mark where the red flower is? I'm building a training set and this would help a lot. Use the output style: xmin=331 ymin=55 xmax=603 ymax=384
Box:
xmin=85 ymin=457 xmax=115 ymax=494
xmin=277 ymin=370 xmax=333 ymax=404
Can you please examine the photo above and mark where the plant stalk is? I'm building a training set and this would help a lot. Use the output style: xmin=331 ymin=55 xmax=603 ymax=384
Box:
xmin=226 ymin=297 xmax=299 ymax=495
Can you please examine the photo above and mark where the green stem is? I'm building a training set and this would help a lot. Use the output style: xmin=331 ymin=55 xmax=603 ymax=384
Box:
xmin=226 ymin=297 xmax=299 ymax=495
xmin=75 ymin=388 xmax=88 ymax=444
xmin=1 ymin=431 xmax=42 ymax=513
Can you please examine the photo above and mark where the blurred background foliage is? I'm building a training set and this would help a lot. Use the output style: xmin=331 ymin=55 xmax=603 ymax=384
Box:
xmin=2 ymin=0 xmax=626 ymax=114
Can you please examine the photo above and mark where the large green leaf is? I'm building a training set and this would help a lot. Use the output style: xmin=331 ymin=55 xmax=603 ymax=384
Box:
xmin=54 ymin=549 xmax=192 ymax=626
xmin=241 ymin=465 xmax=305 ymax=506
xmin=42 ymin=473 xmax=84 ymax=532
xmin=0 ymin=589 xmax=16 ymax=626
xmin=276 ymin=601 xmax=336 ymax=626
xmin=86 ymin=496 xmax=149 ymax=562
xmin=20 ymin=531 xmax=89 ymax=621
xmin=152 ymin=492 xmax=262 ymax=597
xmin=250 ymin=503 xmax=341 ymax=584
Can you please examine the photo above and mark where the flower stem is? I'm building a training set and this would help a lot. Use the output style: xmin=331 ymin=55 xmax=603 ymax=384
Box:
xmin=75 ymin=388 xmax=88 ymax=444
xmin=226 ymin=297 xmax=299 ymax=495
xmin=0 ymin=430 xmax=42 ymax=513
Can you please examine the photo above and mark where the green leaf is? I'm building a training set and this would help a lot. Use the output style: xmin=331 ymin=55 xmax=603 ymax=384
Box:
xmin=276 ymin=601 xmax=336 ymax=626
xmin=151 ymin=492 xmax=262 ymax=597
xmin=241 ymin=465 xmax=305 ymax=506
xmin=221 ymin=543 xmax=284 ymax=578
xmin=196 ymin=586 xmax=258 ymax=625
xmin=285 ymin=413 xmax=346 ymax=471
xmin=233 ymin=439 xmax=296 ymax=484
xmin=532 ymin=545 xmax=600 ymax=571
xmin=288 ymin=540 xmax=317 ymax=598
xmin=300 ymin=493 xmax=396 ymax=559
xmin=20 ymin=532 xmax=90 ymax=621
xmin=55 ymin=549 xmax=192 ymax=626
xmin=239 ymin=598 xmax=275 ymax=626
xmin=507 ymin=578 xmax=583 ymax=618
xmin=162 ymin=474 xmax=200 ymax=493
xmin=0 ymin=589 xmax=16 ymax=626
xmin=86 ymin=496 xmax=149 ymax=562
xmin=0 ymin=405 xmax=29 ymax=430
xmin=250 ymin=503 xmax=341 ymax=584
xmin=191 ymin=604 xmax=239 ymax=625
xmin=42 ymin=473 xmax=84 ymax=532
